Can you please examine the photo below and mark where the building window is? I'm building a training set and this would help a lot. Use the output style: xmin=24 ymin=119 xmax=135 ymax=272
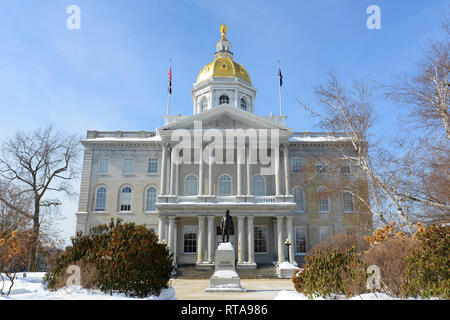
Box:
xmin=123 ymin=158 xmax=134 ymax=174
xmin=148 ymin=158 xmax=158 ymax=173
xmin=184 ymin=174 xmax=198 ymax=196
xmin=319 ymin=226 xmax=332 ymax=242
xmin=145 ymin=186 xmax=157 ymax=212
xmin=343 ymin=191 xmax=353 ymax=212
xmin=240 ymin=98 xmax=247 ymax=111
xmin=316 ymin=160 xmax=326 ymax=173
xmin=120 ymin=186 xmax=132 ymax=212
xmin=254 ymin=226 xmax=268 ymax=253
xmin=183 ymin=225 xmax=197 ymax=253
xmin=346 ymin=227 xmax=357 ymax=236
xmin=292 ymin=158 xmax=302 ymax=173
xmin=318 ymin=187 xmax=329 ymax=213
xmin=293 ymin=187 xmax=305 ymax=212
xmin=251 ymin=175 xmax=266 ymax=196
xmin=218 ymin=174 xmax=232 ymax=196
xmin=98 ymin=158 xmax=109 ymax=174
xmin=341 ymin=164 xmax=351 ymax=174
xmin=200 ymin=97 xmax=208 ymax=112
xmin=94 ymin=186 xmax=107 ymax=212
xmin=295 ymin=226 xmax=307 ymax=254
xmin=219 ymin=95 xmax=229 ymax=105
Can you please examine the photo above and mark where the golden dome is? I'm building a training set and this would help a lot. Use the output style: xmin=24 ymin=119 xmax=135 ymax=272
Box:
xmin=197 ymin=57 xmax=251 ymax=84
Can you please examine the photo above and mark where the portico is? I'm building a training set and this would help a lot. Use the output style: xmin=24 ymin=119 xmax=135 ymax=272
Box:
xmin=157 ymin=210 xmax=296 ymax=269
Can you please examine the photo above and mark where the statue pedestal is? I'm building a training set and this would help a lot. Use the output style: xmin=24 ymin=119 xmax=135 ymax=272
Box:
xmin=277 ymin=261 xmax=300 ymax=278
xmin=205 ymin=242 xmax=246 ymax=292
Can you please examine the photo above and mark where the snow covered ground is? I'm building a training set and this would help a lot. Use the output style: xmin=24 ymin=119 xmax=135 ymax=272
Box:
xmin=274 ymin=290 xmax=438 ymax=300
xmin=0 ymin=273 xmax=438 ymax=300
xmin=0 ymin=273 xmax=177 ymax=300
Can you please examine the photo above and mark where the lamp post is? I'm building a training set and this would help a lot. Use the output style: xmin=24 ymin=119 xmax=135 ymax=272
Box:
xmin=284 ymin=238 xmax=291 ymax=263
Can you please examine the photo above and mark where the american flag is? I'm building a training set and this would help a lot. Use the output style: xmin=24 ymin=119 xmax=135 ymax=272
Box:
xmin=168 ymin=67 xmax=172 ymax=94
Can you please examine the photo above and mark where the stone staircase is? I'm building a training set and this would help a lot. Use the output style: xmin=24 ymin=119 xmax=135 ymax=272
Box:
xmin=174 ymin=264 xmax=278 ymax=279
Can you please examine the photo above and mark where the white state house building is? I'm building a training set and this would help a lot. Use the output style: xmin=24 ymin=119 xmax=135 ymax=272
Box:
xmin=75 ymin=26 xmax=369 ymax=269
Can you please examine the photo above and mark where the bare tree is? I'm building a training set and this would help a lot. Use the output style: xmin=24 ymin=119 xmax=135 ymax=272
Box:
xmin=382 ymin=15 xmax=450 ymax=224
xmin=299 ymin=73 xmax=417 ymax=227
xmin=0 ymin=126 xmax=81 ymax=271
xmin=0 ymin=183 xmax=32 ymax=236
xmin=385 ymin=15 xmax=449 ymax=140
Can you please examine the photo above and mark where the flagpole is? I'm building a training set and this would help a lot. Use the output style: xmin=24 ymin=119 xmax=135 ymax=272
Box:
xmin=167 ymin=58 xmax=172 ymax=116
xmin=278 ymin=60 xmax=282 ymax=116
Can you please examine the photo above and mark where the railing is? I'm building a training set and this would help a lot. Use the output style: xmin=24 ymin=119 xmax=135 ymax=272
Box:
xmin=159 ymin=195 xmax=295 ymax=204
xmin=254 ymin=196 xmax=276 ymax=203
xmin=177 ymin=196 xmax=198 ymax=203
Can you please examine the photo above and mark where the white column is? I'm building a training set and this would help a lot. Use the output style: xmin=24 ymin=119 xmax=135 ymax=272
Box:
xmin=237 ymin=146 xmax=244 ymax=195
xmin=168 ymin=216 xmax=175 ymax=254
xmin=272 ymin=218 xmax=277 ymax=255
xmin=198 ymin=144 xmax=204 ymax=195
xmin=208 ymin=147 xmax=214 ymax=195
xmin=286 ymin=216 xmax=294 ymax=264
xmin=246 ymin=146 xmax=251 ymax=195
xmin=207 ymin=216 xmax=215 ymax=263
xmin=247 ymin=216 xmax=255 ymax=264
xmin=173 ymin=219 xmax=178 ymax=265
xmin=170 ymin=144 xmax=177 ymax=195
xmin=276 ymin=216 xmax=285 ymax=263
xmin=283 ymin=144 xmax=291 ymax=195
xmin=166 ymin=148 xmax=171 ymax=195
xmin=158 ymin=216 xmax=167 ymax=241
xmin=160 ymin=144 xmax=168 ymax=195
xmin=237 ymin=216 xmax=245 ymax=263
xmin=175 ymin=161 xmax=179 ymax=196
xmin=197 ymin=216 xmax=205 ymax=263
xmin=275 ymin=147 xmax=281 ymax=196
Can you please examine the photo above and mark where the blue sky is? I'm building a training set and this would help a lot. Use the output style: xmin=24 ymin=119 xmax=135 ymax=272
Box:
xmin=0 ymin=0 xmax=447 ymax=245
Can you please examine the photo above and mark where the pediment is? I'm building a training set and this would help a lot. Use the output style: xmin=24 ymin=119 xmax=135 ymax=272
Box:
xmin=158 ymin=105 xmax=292 ymax=133
xmin=190 ymin=113 xmax=265 ymax=130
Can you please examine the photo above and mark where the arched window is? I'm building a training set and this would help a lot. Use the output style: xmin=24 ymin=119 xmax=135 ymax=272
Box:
xmin=200 ymin=97 xmax=208 ymax=112
xmin=293 ymin=187 xmax=305 ymax=212
xmin=318 ymin=187 xmax=329 ymax=213
xmin=240 ymin=98 xmax=247 ymax=111
xmin=251 ymin=175 xmax=266 ymax=196
xmin=184 ymin=174 xmax=198 ymax=196
xmin=95 ymin=186 xmax=107 ymax=211
xmin=218 ymin=174 xmax=232 ymax=196
xmin=145 ymin=186 xmax=157 ymax=212
xmin=120 ymin=186 xmax=132 ymax=211
xmin=219 ymin=95 xmax=229 ymax=105
xmin=343 ymin=191 xmax=353 ymax=212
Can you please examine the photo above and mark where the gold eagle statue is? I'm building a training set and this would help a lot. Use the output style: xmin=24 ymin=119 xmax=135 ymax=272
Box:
xmin=220 ymin=24 xmax=228 ymax=41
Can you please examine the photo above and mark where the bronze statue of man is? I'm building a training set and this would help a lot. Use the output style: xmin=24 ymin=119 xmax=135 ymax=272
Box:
xmin=220 ymin=209 xmax=234 ymax=243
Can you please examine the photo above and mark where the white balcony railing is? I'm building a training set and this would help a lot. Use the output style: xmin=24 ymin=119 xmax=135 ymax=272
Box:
xmin=159 ymin=195 xmax=294 ymax=205
xmin=254 ymin=196 xmax=277 ymax=203
xmin=177 ymin=196 xmax=198 ymax=203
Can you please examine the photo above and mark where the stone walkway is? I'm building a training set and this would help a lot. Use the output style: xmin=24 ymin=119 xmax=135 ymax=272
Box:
xmin=171 ymin=278 xmax=294 ymax=300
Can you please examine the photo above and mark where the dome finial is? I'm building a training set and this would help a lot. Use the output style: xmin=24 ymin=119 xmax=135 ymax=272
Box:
xmin=219 ymin=23 xmax=228 ymax=41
